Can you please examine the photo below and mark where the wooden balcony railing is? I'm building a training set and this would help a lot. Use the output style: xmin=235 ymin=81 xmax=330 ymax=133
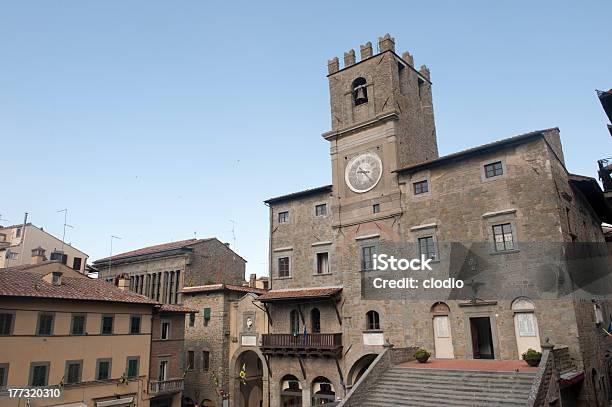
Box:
xmin=261 ymin=333 xmax=342 ymax=357
xmin=148 ymin=378 xmax=184 ymax=395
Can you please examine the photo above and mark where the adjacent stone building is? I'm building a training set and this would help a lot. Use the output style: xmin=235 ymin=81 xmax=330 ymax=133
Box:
xmin=94 ymin=238 xmax=247 ymax=304
xmin=180 ymin=282 xmax=267 ymax=407
xmin=259 ymin=34 xmax=612 ymax=406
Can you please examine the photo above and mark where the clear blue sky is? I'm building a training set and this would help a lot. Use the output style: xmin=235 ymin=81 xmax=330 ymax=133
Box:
xmin=1 ymin=1 xmax=610 ymax=278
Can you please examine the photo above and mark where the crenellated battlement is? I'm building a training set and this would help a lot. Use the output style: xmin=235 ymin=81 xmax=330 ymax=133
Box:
xmin=327 ymin=33 xmax=426 ymax=77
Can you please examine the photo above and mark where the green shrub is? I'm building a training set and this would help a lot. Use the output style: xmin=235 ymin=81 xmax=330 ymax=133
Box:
xmin=415 ymin=348 xmax=431 ymax=359
xmin=521 ymin=348 xmax=542 ymax=361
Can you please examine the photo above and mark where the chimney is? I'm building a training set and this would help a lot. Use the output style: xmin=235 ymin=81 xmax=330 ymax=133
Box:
xmin=31 ymin=247 xmax=46 ymax=265
xmin=43 ymin=271 xmax=63 ymax=286
xmin=249 ymin=273 xmax=256 ymax=288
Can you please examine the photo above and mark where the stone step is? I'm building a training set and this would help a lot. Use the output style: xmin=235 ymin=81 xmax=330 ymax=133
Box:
xmin=354 ymin=366 xmax=535 ymax=406
xmin=368 ymin=384 xmax=531 ymax=402
xmin=381 ymin=373 xmax=534 ymax=387
xmin=373 ymin=381 xmax=532 ymax=396
xmin=364 ymin=391 xmax=529 ymax=406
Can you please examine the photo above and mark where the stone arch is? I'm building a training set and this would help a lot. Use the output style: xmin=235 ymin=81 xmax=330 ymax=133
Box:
xmin=347 ymin=353 xmax=378 ymax=387
xmin=511 ymin=297 xmax=541 ymax=357
xmin=229 ymin=347 xmax=269 ymax=407
xmin=311 ymin=376 xmax=336 ymax=405
xmin=280 ymin=374 xmax=302 ymax=407
xmin=431 ymin=301 xmax=450 ymax=315
xmin=431 ymin=301 xmax=454 ymax=358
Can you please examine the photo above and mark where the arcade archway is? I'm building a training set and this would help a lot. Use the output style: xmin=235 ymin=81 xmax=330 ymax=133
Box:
xmin=232 ymin=349 xmax=266 ymax=407
xmin=347 ymin=354 xmax=378 ymax=387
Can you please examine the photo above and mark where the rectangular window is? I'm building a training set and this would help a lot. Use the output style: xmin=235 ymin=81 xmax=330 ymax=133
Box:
xmin=126 ymin=357 xmax=139 ymax=378
xmin=189 ymin=313 xmax=195 ymax=327
xmin=71 ymin=314 xmax=86 ymax=335
xmin=130 ymin=315 xmax=141 ymax=334
xmin=158 ymin=361 xmax=168 ymax=381
xmin=278 ymin=257 xmax=290 ymax=278
xmin=187 ymin=351 xmax=195 ymax=370
xmin=484 ymin=161 xmax=503 ymax=178
xmin=493 ymin=223 xmax=514 ymax=251
xmin=101 ymin=315 xmax=114 ymax=335
xmin=96 ymin=359 xmax=111 ymax=380
xmin=29 ymin=363 xmax=49 ymax=387
xmin=15 ymin=228 xmax=21 ymax=238
xmin=65 ymin=360 xmax=82 ymax=384
xmin=161 ymin=321 xmax=171 ymax=340
xmin=278 ymin=211 xmax=289 ymax=223
xmin=413 ymin=180 xmax=429 ymax=195
xmin=202 ymin=351 xmax=209 ymax=371
xmin=316 ymin=252 xmax=329 ymax=275
xmin=72 ymin=257 xmax=82 ymax=271
xmin=315 ymin=204 xmax=327 ymax=217
xmin=372 ymin=204 xmax=380 ymax=214
xmin=0 ymin=313 xmax=14 ymax=336
xmin=36 ymin=313 xmax=54 ymax=336
xmin=203 ymin=308 xmax=211 ymax=327
xmin=418 ymin=236 xmax=437 ymax=261
xmin=361 ymin=246 xmax=375 ymax=270
xmin=0 ymin=363 xmax=8 ymax=388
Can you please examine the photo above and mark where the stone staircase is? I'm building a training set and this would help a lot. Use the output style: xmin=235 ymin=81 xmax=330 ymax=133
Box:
xmin=359 ymin=366 xmax=536 ymax=406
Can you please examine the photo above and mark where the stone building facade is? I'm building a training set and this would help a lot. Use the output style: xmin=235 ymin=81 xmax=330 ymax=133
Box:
xmin=94 ymin=238 xmax=247 ymax=304
xmin=180 ymin=284 xmax=266 ymax=407
xmin=259 ymin=34 xmax=612 ymax=406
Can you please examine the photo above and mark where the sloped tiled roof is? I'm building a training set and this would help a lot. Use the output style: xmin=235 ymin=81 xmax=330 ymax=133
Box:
xmin=258 ymin=286 xmax=342 ymax=302
xmin=394 ymin=128 xmax=558 ymax=174
xmin=181 ymin=284 xmax=266 ymax=295
xmin=95 ymin=238 xmax=212 ymax=263
xmin=157 ymin=303 xmax=197 ymax=313
xmin=264 ymin=185 xmax=333 ymax=204
xmin=0 ymin=268 xmax=158 ymax=305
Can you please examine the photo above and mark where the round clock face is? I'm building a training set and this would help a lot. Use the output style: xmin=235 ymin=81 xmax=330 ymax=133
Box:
xmin=344 ymin=152 xmax=383 ymax=193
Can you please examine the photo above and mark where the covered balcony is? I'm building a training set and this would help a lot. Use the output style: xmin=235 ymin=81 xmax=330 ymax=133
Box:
xmin=261 ymin=333 xmax=343 ymax=357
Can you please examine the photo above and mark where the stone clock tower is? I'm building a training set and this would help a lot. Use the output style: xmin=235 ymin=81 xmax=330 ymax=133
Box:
xmin=322 ymin=34 xmax=439 ymax=228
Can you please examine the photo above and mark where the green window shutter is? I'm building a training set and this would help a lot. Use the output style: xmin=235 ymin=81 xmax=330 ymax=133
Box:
xmin=203 ymin=308 xmax=211 ymax=320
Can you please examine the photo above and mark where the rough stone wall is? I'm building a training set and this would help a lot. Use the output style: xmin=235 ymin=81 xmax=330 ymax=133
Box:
xmin=182 ymin=291 xmax=237 ymax=406
xmin=268 ymin=190 xmax=336 ymax=291
xmin=326 ymin=39 xmax=438 ymax=168
xmin=150 ymin=313 xmax=186 ymax=380
xmin=185 ymin=239 xmax=246 ymax=287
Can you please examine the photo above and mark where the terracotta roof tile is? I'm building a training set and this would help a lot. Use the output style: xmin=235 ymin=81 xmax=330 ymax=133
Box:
xmin=0 ymin=269 xmax=158 ymax=305
xmin=95 ymin=238 xmax=211 ymax=262
xmin=258 ymin=286 xmax=342 ymax=302
xmin=157 ymin=303 xmax=198 ymax=313
xmin=181 ymin=284 xmax=266 ymax=295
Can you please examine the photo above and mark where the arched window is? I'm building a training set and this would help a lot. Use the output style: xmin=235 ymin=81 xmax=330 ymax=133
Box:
xmin=311 ymin=308 xmax=321 ymax=333
xmin=352 ymin=77 xmax=368 ymax=106
xmin=366 ymin=310 xmax=380 ymax=330
xmin=281 ymin=374 xmax=302 ymax=406
xmin=290 ymin=309 xmax=300 ymax=335
xmin=311 ymin=376 xmax=335 ymax=406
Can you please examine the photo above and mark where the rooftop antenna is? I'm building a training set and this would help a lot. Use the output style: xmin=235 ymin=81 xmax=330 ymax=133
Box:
xmin=0 ymin=215 xmax=9 ymax=224
xmin=109 ymin=235 xmax=122 ymax=276
xmin=229 ymin=220 xmax=237 ymax=250
xmin=57 ymin=209 xmax=74 ymax=253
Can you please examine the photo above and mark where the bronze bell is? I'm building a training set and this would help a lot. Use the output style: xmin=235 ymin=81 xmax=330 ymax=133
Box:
xmin=354 ymin=85 xmax=367 ymax=105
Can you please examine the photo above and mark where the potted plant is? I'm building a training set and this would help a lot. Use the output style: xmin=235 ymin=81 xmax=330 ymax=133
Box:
xmin=521 ymin=348 xmax=542 ymax=367
xmin=415 ymin=348 xmax=431 ymax=363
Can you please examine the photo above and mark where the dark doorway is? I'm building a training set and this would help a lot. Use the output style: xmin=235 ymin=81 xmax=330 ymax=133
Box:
xmin=470 ymin=317 xmax=494 ymax=359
